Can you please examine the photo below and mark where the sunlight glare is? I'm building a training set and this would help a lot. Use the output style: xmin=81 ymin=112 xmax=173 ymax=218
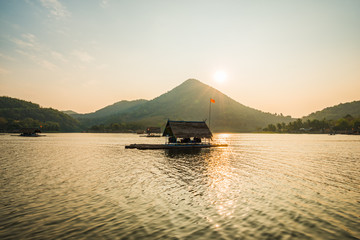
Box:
xmin=213 ymin=71 xmax=227 ymax=83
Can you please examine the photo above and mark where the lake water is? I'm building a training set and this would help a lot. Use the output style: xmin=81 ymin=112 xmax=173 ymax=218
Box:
xmin=0 ymin=133 xmax=359 ymax=239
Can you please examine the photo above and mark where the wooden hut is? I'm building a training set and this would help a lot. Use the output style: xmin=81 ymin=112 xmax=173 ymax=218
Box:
xmin=162 ymin=120 xmax=212 ymax=144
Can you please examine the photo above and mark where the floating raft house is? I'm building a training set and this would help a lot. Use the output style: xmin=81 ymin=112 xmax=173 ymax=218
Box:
xmin=126 ymin=120 xmax=227 ymax=150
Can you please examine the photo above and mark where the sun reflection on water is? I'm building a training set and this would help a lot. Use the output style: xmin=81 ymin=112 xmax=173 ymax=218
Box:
xmin=213 ymin=133 xmax=231 ymax=145
xmin=205 ymin=147 xmax=235 ymax=223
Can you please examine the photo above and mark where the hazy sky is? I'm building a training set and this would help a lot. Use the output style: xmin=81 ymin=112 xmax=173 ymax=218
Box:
xmin=1 ymin=0 xmax=359 ymax=118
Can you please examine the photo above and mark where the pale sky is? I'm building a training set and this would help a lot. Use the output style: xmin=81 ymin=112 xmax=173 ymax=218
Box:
xmin=0 ymin=0 xmax=359 ymax=118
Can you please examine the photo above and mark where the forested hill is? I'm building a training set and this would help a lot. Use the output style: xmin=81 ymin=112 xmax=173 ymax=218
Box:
xmin=69 ymin=99 xmax=148 ymax=127
xmin=69 ymin=99 xmax=148 ymax=119
xmin=79 ymin=79 xmax=294 ymax=132
xmin=304 ymin=101 xmax=360 ymax=120
xmin=0 ymin=96 xmax=81 ymax=132
xmin=89 ymin=100 xmax=148 ymax=118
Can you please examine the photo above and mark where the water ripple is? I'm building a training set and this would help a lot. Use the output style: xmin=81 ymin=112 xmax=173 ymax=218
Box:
xmin=0 ymin=133 xmax=359 ymax=239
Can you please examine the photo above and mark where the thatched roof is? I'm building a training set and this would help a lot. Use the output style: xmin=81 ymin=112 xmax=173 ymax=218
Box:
xmin=162 ymin=120 xmax=212 ymax=138
xmin=146 ymin=127 xmax=161 ymax=134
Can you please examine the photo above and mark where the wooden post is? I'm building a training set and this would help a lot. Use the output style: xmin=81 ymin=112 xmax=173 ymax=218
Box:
xmin=209 ymin=98 xmax=212 ymax=130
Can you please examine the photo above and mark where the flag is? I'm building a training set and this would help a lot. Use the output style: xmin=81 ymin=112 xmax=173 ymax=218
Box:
xmin=210 ymin=98 xmax=215 ymax=103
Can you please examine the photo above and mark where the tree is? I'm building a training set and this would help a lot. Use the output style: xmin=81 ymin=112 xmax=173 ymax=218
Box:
xmin=43 ymin=121 xmax=60 ymax=131
xmin=333 ymin=118 xmax=350 ymax=131
xmin=267 ymin=124 xmax=276 ymax=132
xmin=0 ymin=117 xmax=7 ymax=128
xmin=353 ymin=120 xmax=360 ymax=130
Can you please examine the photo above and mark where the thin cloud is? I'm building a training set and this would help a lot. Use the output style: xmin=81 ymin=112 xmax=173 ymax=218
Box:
xmin=11 ymin=33 xmax=38 ymax=50
xmin=100 ymin=0 xmax=110 ymax=8
xmin=11 ymin=33 xmax=60 ymax=71
xmin=0 ymin=53 xmax=15 ymax=61
xmin=15 ymin=49 xmax=38 ymax=62
xmin=12 ymin=38 xmax=34 ymax=48
xmin=40 ymin=0 xmax=70 ymax=19
xmin=51 ymin=51 xmax=67 ymax=62
xmin=72 ymin=50 xmax=94 ymax=63
xmin=16 ymin=49 xmax=58 ymax=71
xmin=22 ymin=33 xmax=36 ymax=43
xmin=40 ymin=60 xmax=57 ymax=71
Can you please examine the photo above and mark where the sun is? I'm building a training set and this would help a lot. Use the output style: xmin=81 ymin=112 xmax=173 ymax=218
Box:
xmin=213 ymin=70 xmax=227 ymax=83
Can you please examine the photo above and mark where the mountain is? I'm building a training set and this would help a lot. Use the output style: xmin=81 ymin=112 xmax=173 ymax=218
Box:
xmin=76 ymin=99 xmax=148 ymax=119
xmin=0 ymin=96 xmax=81 ymax=132
xmin=79 ymin=79 xmax=294 ymax=132
xmin=304 ymin=101 xmax=360 ymax=120
xmin=70 ymin=99 xmax=148 ymax=127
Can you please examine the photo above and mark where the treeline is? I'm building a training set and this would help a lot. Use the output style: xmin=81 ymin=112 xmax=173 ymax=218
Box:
xmin=88 ymin=122 xmax=149 ymax=133
xmin=0 ymin=117 xmax=61 ymax=132
xmin=0 ymin=96 xmax=81 ymax=132
xmin=263 ymin=114 xmax=360 ymax=134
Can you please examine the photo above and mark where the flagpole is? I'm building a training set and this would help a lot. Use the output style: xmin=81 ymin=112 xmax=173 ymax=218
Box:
xmin=209 ymin=98 xmax=211 ymax=130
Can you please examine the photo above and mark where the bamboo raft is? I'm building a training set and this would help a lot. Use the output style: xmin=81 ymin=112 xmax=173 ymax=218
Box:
xmin=126 ymin=120 xmax=227 ymax=150
xmin=125 ymin=143 xmax=228 ymax=150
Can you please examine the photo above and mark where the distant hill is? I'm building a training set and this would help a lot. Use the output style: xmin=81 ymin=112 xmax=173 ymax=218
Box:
xmin=76 ymin=99 xmax=148 ymax=119
xmin=79 ymin=79 xmax=294 ymax=132
xmin=0 ymin=96 xmax=81 ymax=132
xmin=304 ymin=101 xmax=360 ymax=120
xmin=62 ymin=110 xmax=78 ymax=115
xmin=71 ymin=99 xmax=148 ymax=127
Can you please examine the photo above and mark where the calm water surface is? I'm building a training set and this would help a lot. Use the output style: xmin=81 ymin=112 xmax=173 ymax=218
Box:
xmin=0 ymin=133 xmax=359 ymax=239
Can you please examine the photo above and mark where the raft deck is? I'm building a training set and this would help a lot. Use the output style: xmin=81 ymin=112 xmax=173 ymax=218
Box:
xmin=125 ymin=143 xmax=228 ymax=150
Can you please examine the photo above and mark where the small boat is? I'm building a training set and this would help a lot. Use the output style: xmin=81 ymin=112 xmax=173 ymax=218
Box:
xmin=140 ymin=127 xmax=162 ymax=137
xmin=125 ymin=120 xmax=228 ymax=150
xmin=19 ymin=128 xmax=43 ymax=137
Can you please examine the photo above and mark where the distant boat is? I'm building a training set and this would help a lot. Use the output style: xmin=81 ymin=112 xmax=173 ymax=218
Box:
xmin=19 ymin=128 xmax=42 ymax=137
xmin=126 ymin=120 xmax=227 ymax=150
xmin=140 ymin=127 xmax=162 ymax=137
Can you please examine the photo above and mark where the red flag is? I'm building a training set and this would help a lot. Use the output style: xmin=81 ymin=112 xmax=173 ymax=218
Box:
xmin=210 ymin=98 xmax=215 ymax=103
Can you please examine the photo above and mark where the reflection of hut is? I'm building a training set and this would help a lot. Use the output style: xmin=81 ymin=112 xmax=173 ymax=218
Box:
xmin=146 ymin=127 xmax=161 ymax=137
xmin=20 ymin=128 xmax=41 ymax=137
xmin=162 ymin=120 xmax=212 ymax=144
